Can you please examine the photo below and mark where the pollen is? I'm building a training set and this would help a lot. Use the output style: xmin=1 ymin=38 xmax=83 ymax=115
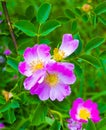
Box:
xmin=53 ymin=48 xmax=65 ymax=61
xmin=30 ymin=60 xmax=44 ymax=73
xmin=45 ymin=73 xmax=59 ymax=87
xmin=78 ymin=108 xmax=90 ymax=120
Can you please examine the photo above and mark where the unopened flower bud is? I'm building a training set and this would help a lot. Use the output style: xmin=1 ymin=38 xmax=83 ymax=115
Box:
xmin=2 ymin=90 xmax=13 ymax=102
xmin=82 ymin=4 xmax=92 ymax=12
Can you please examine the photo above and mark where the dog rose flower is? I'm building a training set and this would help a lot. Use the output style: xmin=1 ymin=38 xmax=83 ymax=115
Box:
xmin=53 ymin=34 xmax=79 ymax=61
xmin=69 ymin=98 xmax=101 ymax=123
xmin=18 ymin=44 xmax=51 ymax=77
xmin=29 ymin=62 xmax=76 ymax=101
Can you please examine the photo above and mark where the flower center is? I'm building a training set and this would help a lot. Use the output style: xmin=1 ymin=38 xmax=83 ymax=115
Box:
xmin=30 ymin=60 xmax=44 ymax=73
xmin=53 ymin=48 xmax=65 ymax=61
xmin=45 ymin=73 xmax=59 ymax=87
xmin=78 ymin=108 xmax=90 ymax=120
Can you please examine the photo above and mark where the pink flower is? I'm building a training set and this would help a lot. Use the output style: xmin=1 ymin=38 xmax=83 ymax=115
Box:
xmin=0 ymin=123 xmax=5 ymax=129
xmin=70 ymin=98 xmax=101 ymax=123
xmin=25 ymin=62 xmax=76 ymax=101
xmin=67 ymin=118 xmax=82 ymax=130
xmin=3 ymin=49 xmax=11 ymax=55
xmin=53 ymin=34 xmax=79 ymax=61
xmin=18 ymin=44 xmax=51 ymax=77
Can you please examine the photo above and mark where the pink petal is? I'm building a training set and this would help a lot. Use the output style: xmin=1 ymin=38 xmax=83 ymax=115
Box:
xmin=37 ymin=44 xmax=51 ymax=62
xmin=24 ymin=45 xmax=38 ymax=63
xmin=24 ymin=70 xmax=45 ymax=90
xmin=18 ymin=61 xmax=32 ymax=77
xmin=30 ymin=82 xmax=50 ymax=100
xmin=70 ymin=98 xmax=83 ymax=120
xmin=60 ymin=62 xmax=74 ymax=70
xmin=60 ymin=34 xmax=79 ymax=57
xmin=62 ymin=34 xmax=73 ymax=43
xmin=47 ymin=62 xmax=76 ymax=85
xmin=50 ymin=83 xmax=71 ymax=101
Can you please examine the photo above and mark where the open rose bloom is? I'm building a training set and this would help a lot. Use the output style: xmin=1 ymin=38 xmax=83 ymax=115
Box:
xmin=18 ymin=44 xmax=51 ymax=77
xmin=30 ymin=62 xmax=76 ymax=101
xmin=69 ymin=98 xmax=101 ymax=123
xmin=18 ymin=34 xmax=79 ymax=101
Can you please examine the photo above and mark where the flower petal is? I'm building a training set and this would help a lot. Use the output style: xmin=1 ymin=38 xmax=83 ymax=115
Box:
xmin=50 ymin=83 xmax=71 ymax=101
xmin=60 ymin=34 xmax=79 ymax=57
xmin=24 ymin=45 xmax=38 ymax=63
xmin=18 ymin=61 xmax=32 ymax=77
xmin=70 ymin=98 xmax=83 ymax=120
xmin=24 ymin=70 xmax=45 ymax=90
xmin=47 ymin=62 xmax=76 ymax=84
xmin=30 ymin=82 xmax=50 ymax=100
xmin=37 ymin=44 xmax=51 ymax=62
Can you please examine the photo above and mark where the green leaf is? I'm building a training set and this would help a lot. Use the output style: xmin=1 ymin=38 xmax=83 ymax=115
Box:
xmin=19 ymin=93 xmax=41 ymax=105
xmin=49 ymin=99 xmax=70 ymax=112
xmin=100 ymin=51 xmax=106 ymax=60
xmin=64 ymin=9 xmax=76 ymax=19
xmin=50 ymin=120 xmax=61 ymax=130
xmin=45 ymin=117 xmax=54 ymax=125
xmin=37 ymin=3 xmax=51 ymax=24
xmin=40 ymin=20 xmax=61 ymax=36
xmin=3 ymin=109 xmax=16 ymax=124
xmin=91 ymin=91 xmax=106 ymax=100
xmin=0 ymin=102 xmax=11 ymax=112
xmin=7 ymin=56 xmax=18 ymax=71
xmin=10 ymin=99 xmax=20 ymax=109
xmin=94 ymin=2 xmax=106 ymax=15
xmin=97 ymin=117 xmax=106 ymax=130
xmin=14 ymin=20 xmax=36 ymax=37
xmin=86 ymin=119 xmax=96 ymax=130
xmin=31 ymin=103 xmax=48 ymax=126
xmin=25 ymin=5 xmax=35 ymax=20
xmin=82 ymin=14 xmax=88 ymax=22
xmin=74 ymin=33 xmax=83 ymax=55
xmin=99 ymin=104 xmax=106 ymax=114
xmin=74 ymin=8 xmax=82 ymax=16
xmin=91 ymin=14 xmax=97 ymax=27
xmin=0 ymin=96 xmax=6 ymax=104
xmin=85 ymin=37 xmax=105 ymax=52
xmin=56 ymin=16 xmax=70 ymax=23
xmin=99 ymin=16 xmax=106 ymax=25
xmin=73 ymin=61 xmax=83 ymax=77
xmin=71 ymin=20 xmax=77 ymax=32
xmin=79 ymin=54 xmax=101 ymax=68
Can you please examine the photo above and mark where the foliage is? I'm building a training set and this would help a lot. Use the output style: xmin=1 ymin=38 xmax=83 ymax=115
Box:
xmin=0 ymin=0 xmax=106 ymax=130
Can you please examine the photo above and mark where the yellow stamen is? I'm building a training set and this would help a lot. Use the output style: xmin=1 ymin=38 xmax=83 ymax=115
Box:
xmin=78 ymin=108 xmax=90 ymax=120
xmin=53 ymin=48 xmax=65 ymax=61
xmin=30 ymin=60 xmax=44 ymax=73
xmin=45 ymin=73 xmax=59 ymax=87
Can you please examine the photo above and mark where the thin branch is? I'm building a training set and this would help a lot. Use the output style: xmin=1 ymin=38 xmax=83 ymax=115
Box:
xmin=1 ymin=1 xmax=18 ymax=53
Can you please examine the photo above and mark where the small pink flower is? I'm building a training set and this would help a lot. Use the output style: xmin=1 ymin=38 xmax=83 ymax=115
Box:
xmin=18 ymin=44 xmax=51 ymax=77
xmin=4 ymin=49 xmax=11 ymax=55
xmin=53 ymin=34 xmax=79 ymax=61
xmin=70 ymin=98 xmax=101 ymax=123
xmin=27 ymin=62 xmax=76 ymax=101
xmin=0 ymin=123 xmax=5 ymax=129
xmin=67 ymin=118 xmax=82 ymax=130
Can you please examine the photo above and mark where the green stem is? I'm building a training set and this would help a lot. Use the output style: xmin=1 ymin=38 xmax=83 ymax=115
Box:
xmin=37 ymin=24 xmax=41 ymax=43
xmin=49 ymin=109 xmax=63 ymax=126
